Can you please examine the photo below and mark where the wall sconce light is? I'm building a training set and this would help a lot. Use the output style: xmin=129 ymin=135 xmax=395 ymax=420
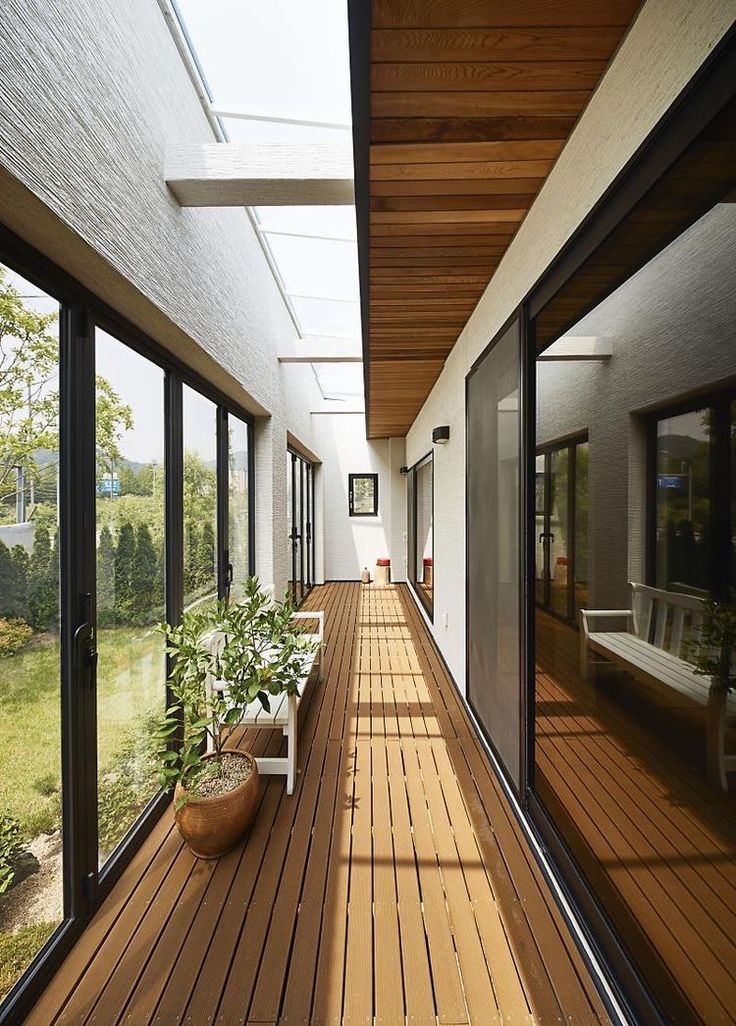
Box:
xmin=399 ymin=466 xmax=409 ymax=475
xmin=432 ymin=425 xmax=450 ymax=445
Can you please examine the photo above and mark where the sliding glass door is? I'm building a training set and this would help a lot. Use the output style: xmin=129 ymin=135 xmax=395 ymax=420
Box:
xmin=407 ymin=454 xmax=434 ymax=618
xmin=287 ymin=450 xmax=315 ymax=604
xmin=94 ymin=330 xmax=166 ymax=867
xmin=0 ymin=237 xmax=255 ymax=1024
xmin=0 ymin=265 xmax=64 ymax=997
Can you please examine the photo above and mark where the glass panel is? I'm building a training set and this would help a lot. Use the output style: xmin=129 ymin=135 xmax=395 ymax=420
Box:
xmin=95 ymin=329 xmax=165 ymax=865
xmin=183 ymin=387 xmax=218 ymax=612
xmin=0 ymin=266 xmax=63 ymax=994
xmin=351 ymin=475 xmax=375 ymax=515
xmin=256 ymin=207 xmax=356 ymax=240
xmin=549 ymin=448 xmax=569 ymax=617
xmin=264 ymin=236 xmax=357 ymax=300
xmin=415 ymin=460 xmax=433 ymax=613
xmin=574 ymin=442 xmax=589 ymax=616
xmin=228 ymin=416 xmax=249 ymax=603
xmin=655 ymin=408 xmax=711 ymax=597
xmin=312 ymin=362 xmax=364 ymax=400
xmin=294 ymin=458 xmax=303 ymax=604
xmin=287 ymin=453 xmax=294 ymax=602
xmin=305 ymin=465 xmax=313 ymax=591
xmin=732 ymin=401 xmax=736 ymax=593
xmin=467 ymin=319 xmax=521 ymax=785
xmin=290 ymin=297 xmax=361 ymax=339
xmin=534 ymin=206 xmax=736 ymax=1026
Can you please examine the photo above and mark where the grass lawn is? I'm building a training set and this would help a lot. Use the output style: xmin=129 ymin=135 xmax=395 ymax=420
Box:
xmin=0 ymin=626 xmax=164 ymax=839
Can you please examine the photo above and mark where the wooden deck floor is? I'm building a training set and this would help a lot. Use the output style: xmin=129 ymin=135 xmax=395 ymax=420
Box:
xmin=26 ymin=584 xmax=609 ymax=1026
xmin=536 ymin=610 xmax=736 ymax=1026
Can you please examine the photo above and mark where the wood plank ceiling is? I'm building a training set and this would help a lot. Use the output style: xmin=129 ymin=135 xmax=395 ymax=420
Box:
xmin=360 ymin=0 xmax=643 ymax=438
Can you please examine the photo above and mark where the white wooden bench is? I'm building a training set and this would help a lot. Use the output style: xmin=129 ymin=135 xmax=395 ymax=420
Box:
xmin=206 ymin=608 xmax=324 ymax=794
xmin=580 ymin=583 xmax=735 ymax=790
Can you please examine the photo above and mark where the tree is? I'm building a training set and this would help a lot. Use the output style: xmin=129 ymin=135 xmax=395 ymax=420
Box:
xmin=94 ymin=375 xmax=134 ymax=487
xmin=184 ymin=521 xmax=200 ymax=597
xmin=199 ymin=521 xmax=216 ymax=591
xmin=128 ymin=523 xmax=157 ymax=625
xmin=114 ymin=522 xmax=135 ymax=622
xmin=28 ymin=526 xmax=57 ymax=630
xmin=97 ymin=525 xmax=116 ymax=626
xmin=183 ymin=452 xmax=217 ymax=526
xmin=0 ymin=265 xmax=133 ymax=511
xmin=0 ymin=542 xmax=29 ymax=620
xmin=0 ymin=270 xmax=57 ymax=505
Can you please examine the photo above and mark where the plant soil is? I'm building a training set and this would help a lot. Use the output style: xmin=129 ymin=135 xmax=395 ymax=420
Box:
xmin=193 ymin=752 xmax=254 ymax=800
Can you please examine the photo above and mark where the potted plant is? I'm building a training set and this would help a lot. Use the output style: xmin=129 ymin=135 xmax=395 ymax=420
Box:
xmin=686 ymin=596 xmax=736 ymax=789
xmin=155 ymin=578 xmax=317 ymax=858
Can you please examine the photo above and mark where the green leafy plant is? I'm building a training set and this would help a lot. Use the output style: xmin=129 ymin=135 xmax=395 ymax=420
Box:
xmin=0 ymin=617 xmax=33 ymax=657
xmin=685 ymin=597 xmax=736 ymax=692
xmin=0 ymin=813 xmax=24 ymax=894
xmin=154 ymin=577 xmax=317 ymax=804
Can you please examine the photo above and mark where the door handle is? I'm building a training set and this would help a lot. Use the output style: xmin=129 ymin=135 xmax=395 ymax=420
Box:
xmin=73 ymin=592 xmax=97 ymax=680
xmin=539 ymin=531 xmax=555 ymax=543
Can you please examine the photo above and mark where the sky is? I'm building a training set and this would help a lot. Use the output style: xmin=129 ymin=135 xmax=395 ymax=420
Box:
xmin=174 ymin=0 xmax=363 ymax=401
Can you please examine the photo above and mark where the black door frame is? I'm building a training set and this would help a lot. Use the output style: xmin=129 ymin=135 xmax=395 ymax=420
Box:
xmin=0 ymin=225 xmax=256 ymax=1026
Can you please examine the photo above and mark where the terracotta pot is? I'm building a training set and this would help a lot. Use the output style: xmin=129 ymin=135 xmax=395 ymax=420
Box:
xmin=174 ymin=749 xmax=259 ymax=859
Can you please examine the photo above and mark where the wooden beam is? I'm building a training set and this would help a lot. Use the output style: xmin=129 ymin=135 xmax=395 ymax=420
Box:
xmin=370 ymin=158 xmax=554 ymax=180
xmin=371 ymin=27 xmax=628 ymax=62
xmin=372 ymin=61 xmax=607 ymax=93
xmin=165 ymin=144 xmax=354 ymax=206
xmin=372 ymin=91 xmax=590 ymax=118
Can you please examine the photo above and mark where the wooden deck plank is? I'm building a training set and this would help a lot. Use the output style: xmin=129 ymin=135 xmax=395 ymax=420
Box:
xmin=342 ymin=739 xmax=374 ymax=1025
xmin=25 ymin=584 xmax=612 ymax=1026
xmin=398 ymin=588 xmax=610 ymax=1026
xmin=370 ymin=737 xmax=405 ymax=1026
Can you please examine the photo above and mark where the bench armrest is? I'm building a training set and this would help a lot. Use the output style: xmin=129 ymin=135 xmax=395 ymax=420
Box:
xmin=291 ymin=610 xmax=324 ymax=644
xmin=579 ymin=608 xmax=632 ymax=640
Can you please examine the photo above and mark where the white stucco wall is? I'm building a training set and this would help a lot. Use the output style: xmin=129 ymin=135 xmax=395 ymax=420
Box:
xmin=0 ymin=0 xmax=326 ymax=596
xmin=310 ymin=414 xmax=406 ymax=582
xmin=404 ymin=0 xmax=736 ymax=688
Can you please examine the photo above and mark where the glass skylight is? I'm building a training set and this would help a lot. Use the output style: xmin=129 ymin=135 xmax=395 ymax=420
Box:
xmin=173 ymin=0 xmax=363 ymax=402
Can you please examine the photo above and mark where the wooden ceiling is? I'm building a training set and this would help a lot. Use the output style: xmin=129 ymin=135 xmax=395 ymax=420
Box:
xmin=356 ymin=0 xmax=642 ymax=438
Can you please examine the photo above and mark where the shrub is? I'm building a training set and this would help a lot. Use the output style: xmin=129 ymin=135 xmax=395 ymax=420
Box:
xmin=0 ymin=814 xmax=25 ymax=894
xmin=28 ymin=526 xmax=58 ymax=630
xmin=98 ymin=712 xmax=159 ymax=854
xmin=0 ymin=618 xmax=33 ymax=658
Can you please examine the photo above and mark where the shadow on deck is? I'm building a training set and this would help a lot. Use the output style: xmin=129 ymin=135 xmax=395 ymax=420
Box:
xmin=25 ymin=585 xmax=609 ymax=1026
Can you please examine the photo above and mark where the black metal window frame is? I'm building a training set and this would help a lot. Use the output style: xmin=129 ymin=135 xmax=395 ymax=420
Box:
xmin=646 ymin=385 xmax=735 ymax=602
xmin=0 ymin=223 xmax=256 ymax=1026
xmin=348 ymin=471 xmax=379 ymax=517
xmin=407 ymin=453 xmax=434 ymax=621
